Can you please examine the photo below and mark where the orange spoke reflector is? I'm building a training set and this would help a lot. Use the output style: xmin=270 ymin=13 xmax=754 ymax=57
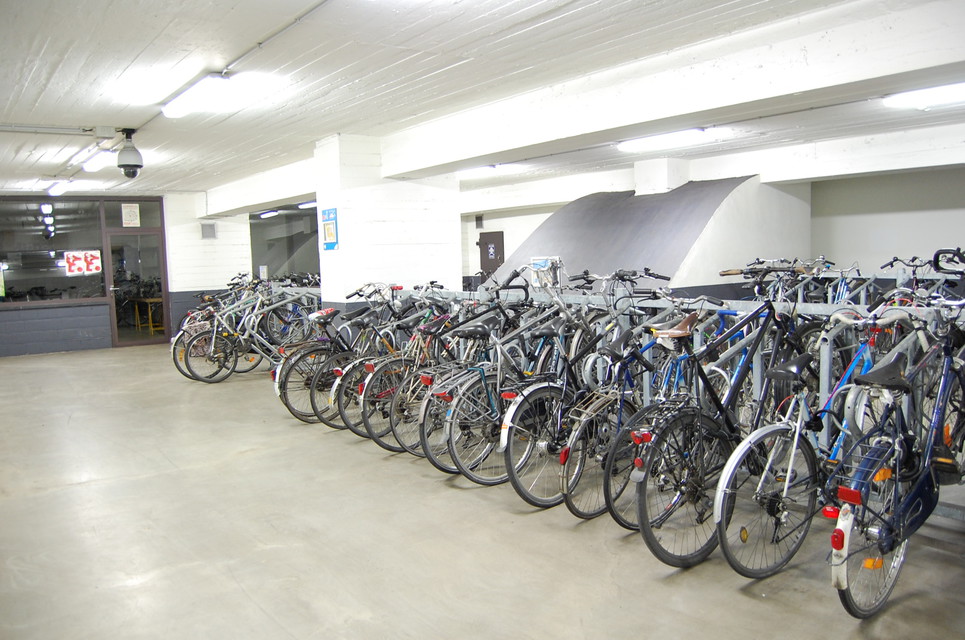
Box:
xmin=873 ymin=468 xmax=893 ymax=483
xmin=863 ymin=557 xmax=884 ymax=570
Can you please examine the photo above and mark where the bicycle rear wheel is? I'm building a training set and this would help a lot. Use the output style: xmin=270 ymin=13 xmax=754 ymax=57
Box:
xmin=184 ymin=332 xmax=238 ymax=383
xmin=447 ymin=373 xmax=507 ymax=485
xmin=716 ymin=425 xmax=818 ymax=579
xmin=636 ymin=409 xmax=733 ymax=568
xmin=835 ymin=441 xmax=909 ymax=618
xmin=563 ymin=397 xmax=628 ymax=519
xmin=336 ymin=360 xmax=373 ymax=438
xmin=390 ymin=367 xmax=432 ymax=457
xmin=278 ymin=346 xmax=330 ymax=423
xmin=308 ymin=351 xmax=353 ymax=429
xmin=361 ymin=358 xmax=409 ymax=452
xmin=505 ymin=385 xmax=569 ymax=507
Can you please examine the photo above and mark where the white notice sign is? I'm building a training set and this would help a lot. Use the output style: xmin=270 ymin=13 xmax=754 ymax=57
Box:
xmin=121 ymin=203 xmax=141 ymax=227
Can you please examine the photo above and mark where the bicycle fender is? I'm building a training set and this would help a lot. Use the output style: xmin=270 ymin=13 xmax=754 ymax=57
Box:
xmin=830 ymin=503 xmax=854 ymax=590
xmin=498 ymin=381 xmax=563 ymax=452
xmin=712 ymin=422 xmax=794 ymax=524
xmin=273 ymin=361 xmax=284 ymax=396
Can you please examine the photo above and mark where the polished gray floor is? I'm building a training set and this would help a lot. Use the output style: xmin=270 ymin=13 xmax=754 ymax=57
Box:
xmin=1 ymin=345 xmax=963 ymax=639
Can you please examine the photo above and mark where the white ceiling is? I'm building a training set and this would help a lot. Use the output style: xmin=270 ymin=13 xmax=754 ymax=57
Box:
xmin=1 ymin=0 xmax=964 ymax=197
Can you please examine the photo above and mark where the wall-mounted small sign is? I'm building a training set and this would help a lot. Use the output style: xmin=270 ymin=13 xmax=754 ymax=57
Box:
xmin=121 ymin=203 xmax=141 ymax=227
xmin=64 ymin=250 xmax=103 ymax=276
xmin=322 ymin=208 xmax=338 ymax=251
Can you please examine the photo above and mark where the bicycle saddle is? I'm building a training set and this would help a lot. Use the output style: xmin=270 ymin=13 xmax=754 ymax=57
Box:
xmin=765 ymin=352 xmax=814 ymax=382
xmin=309 ymin=308 xmax=340 ymax=324
xmin=451 ymin=315 xmax=501 ymax=338
xmin=396 ymin=311 xmax=427 ymax=331
xmin=651 ymin=311 xmax=699 ymax=339
xmin=532 ymin=316 xmax=567 ymax=339
xmin=341 ymin=306 xmax=371 ymax=322
xmin=853 ymin=352 xmax=912 ymax=393
xmin=598 ymin=328 xmax=634 ymax=360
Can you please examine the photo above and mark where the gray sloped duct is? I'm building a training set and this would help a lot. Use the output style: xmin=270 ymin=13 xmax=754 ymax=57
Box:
xmin=494 ymin=177 xmax=753 ymax=283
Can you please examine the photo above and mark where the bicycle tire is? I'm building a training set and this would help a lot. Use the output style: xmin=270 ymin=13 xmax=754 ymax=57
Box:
xmin=716 ymin=424 xmax=818 ymax=579
xmin=603 ymin=402 xmax=668 ymax=530
xmin=308 ymin=351 xmax=353 ymax=429
xmin=835 ymin=440 xmax=910 ymax=618
xmin=278 ymin=345 xmax=331 ymax=423
xmin=447 ymin=372 xmax=507 ymax=485
xmin=563 ymin=396 xmax=631 ymax=519
xmin=335 ymin=359 xmax=374 ymax=438
xmin=390 ymin=367 xmax=432 ymax=457
xmin=361 ymin=357 xmax=409 ymax=452
xmin=419 ymin=389 xmax=459 ymax=474
xmin=504 ymin=385 xmax=570 ymax=506
xmin=636 ymin=409 xmax=733 ymax=568
xmin=183 ymin=332 xmax=238 ymax=383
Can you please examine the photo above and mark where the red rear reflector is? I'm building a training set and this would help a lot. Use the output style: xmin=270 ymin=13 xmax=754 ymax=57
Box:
xmin=270 ymin=370 xmax=277 ymax=381
xmin=333 ymin=368 xmax=343 ymax=377
xmin=559 ymin=446 xmax=570 ymax=465
xmin=433 ymin=392 xmax=453 ymax=402
xmin=358 ymin=383 xmax=365 ymax=394
xmin=822 ymin=505 xmax=840 ymax=519
xmin=633 ymin=457 xmax=644 ymax=468
xmin=391 ymin=285 xmax=404 ymax=291
xmin=364 ymin=363 xmax=375 ymax=373
xmin=831 ymin=528 xmax=845 ymax=550
xmin=630 ymin=430 xmax=652 ymax=445
xmin=420 ymin=375 xmax=434 ymax=386
xmin=837 ymin=486 xmax=862 ymax=506
xmin=501 ymin=392 xmax=518 ymax=400
xmin=278 ymin=347 xmax=286 ymax=356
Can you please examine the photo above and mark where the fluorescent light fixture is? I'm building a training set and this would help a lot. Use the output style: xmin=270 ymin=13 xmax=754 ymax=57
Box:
xmin=259 ymin=210 xmax=280 ymax=219
xmin=47 ymin=181 xmax=69 ymax=196
xmin=0 ymin=262 xmax=8 ymax=270
xmin=49 ymin=251 xmax=56 ymax=258
xmin=297 ymin=201 xmax=317 ymax=209
xmin=83 ymin=150 xmax=117 ymax=172
xmin=457 ymin=163 xmax=529 ymax=180
xmin=617 ymin=127 xmax=735 ymax=153
xmin=42 ymin=214 xmax=54 ymax=225
xmin=162 ymin=72 xmax=286 ymax=118
xmin=882 ymin=82 xmax=965 ymax=110
xmin=40 ymin=203 xmax=53 ymax=215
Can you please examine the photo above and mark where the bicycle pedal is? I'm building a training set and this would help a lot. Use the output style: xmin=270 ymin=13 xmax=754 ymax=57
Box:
xmin=933 ymin=456 xmax=963 ymax=486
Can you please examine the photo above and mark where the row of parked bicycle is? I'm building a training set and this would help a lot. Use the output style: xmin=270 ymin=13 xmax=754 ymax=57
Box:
xmin=171 ymin=251 xmax=965 ymax=619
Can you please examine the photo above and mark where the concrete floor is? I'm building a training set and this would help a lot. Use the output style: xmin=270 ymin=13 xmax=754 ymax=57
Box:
xmin=1 ymin=344 xmax=963 ymax=640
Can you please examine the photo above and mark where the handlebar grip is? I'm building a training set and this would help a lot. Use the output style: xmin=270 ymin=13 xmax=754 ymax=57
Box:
xmin=500 ymin=269 xmax=520 ymax=288
xmin=346 ymin=290 xmax=360 ymax=299
xmin=568 ymin=271 xmax=589 ymax=282
xmin=719 ymin=269 xmax=743 ymax=276
xmin=700 ymin=295 xmax=725 ymax=306
xmin=614 ymin=269 xmax=638 ymax=281
xmin=645 ymin=269 xmax=671 ymax=281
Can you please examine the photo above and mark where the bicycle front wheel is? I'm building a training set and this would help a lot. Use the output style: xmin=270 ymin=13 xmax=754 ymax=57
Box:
xmin=361 ymin=358 xmax=409 ymax=452
xmin=716 ymin=425 xmax=818 ymax=579
xmin=447 ymin=373 xmax=507 ymax=485
xmin=563 ymin=397 xmax=628 ymax=519
xmin=637 ymin=409 xmax=733 ymax=568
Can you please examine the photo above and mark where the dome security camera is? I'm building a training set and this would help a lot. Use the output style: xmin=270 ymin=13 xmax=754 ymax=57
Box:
xmin=117 ymin=129 xmax=143 ymax=179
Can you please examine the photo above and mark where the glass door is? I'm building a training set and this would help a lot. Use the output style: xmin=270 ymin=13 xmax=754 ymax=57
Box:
xmin=108 ymin=232 xmax=169 ymax=345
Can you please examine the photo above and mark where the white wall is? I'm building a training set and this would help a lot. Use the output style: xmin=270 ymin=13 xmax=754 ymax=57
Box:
xmin=315 ymin=135 xmax=462 ymax=300
xmin=162 ymin=192 xmax=252 ymax=292
xmin=811 ymin=167 xmax=965 ymax=271
xmin=460 ymin=207 xmax=556 ymax=277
